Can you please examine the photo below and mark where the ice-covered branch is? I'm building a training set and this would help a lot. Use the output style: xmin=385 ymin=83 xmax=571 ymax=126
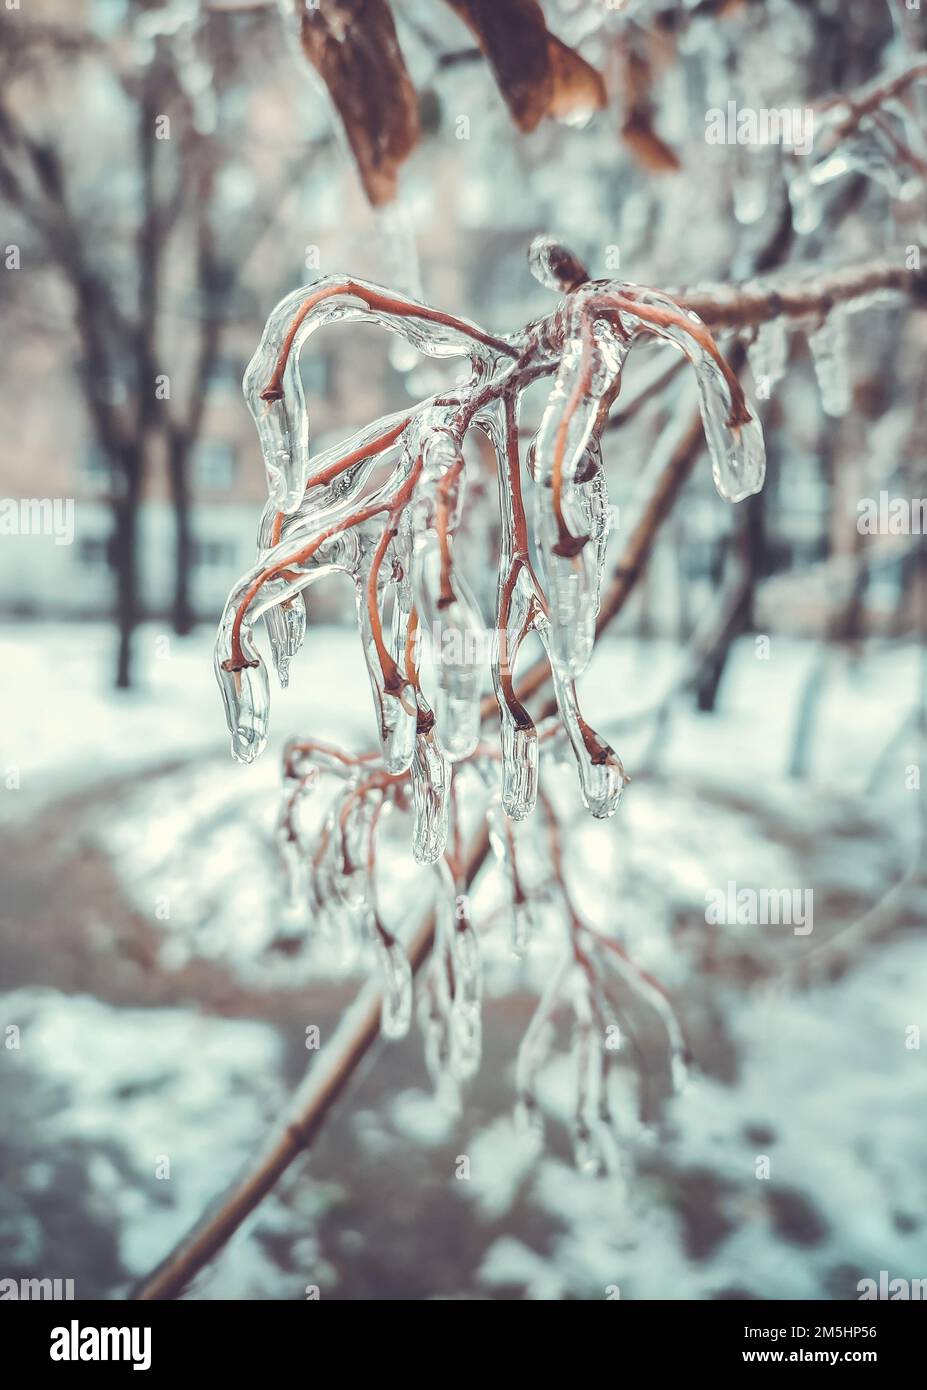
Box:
xmin=137 ymin=395 xmax=705 ymax=1301
xmin=679 ymin=259 xmax=926 ymax=333
xmin=133 ymin=237 xmax=927 ymax=1300
xmin=215 ymin=242 xmax=767 ymax=829
xmin=817 ymin=59 xmax=927 ymax=146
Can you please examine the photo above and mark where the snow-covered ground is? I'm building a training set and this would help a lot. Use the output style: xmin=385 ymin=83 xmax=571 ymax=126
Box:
xmin=0 ymin=620 xmax=923 ymax=1298
xmin=1 ymin=620 xmax=919 ymax=813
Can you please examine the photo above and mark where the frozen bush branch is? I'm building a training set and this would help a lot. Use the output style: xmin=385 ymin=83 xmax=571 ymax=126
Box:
xmin=135 ymin=239 xmax=925 ymax=1299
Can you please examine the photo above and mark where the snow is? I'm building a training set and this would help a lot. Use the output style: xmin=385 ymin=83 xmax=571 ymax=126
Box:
xmin=0 ymin=618 xmax=923 ymax=1299
xmin=0 ymin=988 xmax=291 ymax=1290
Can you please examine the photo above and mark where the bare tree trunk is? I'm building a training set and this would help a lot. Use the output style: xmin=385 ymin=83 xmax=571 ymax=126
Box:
xmin=167 ymin=433 xmax=194 ymax=636
xmin=112 ymin=461 xmax=142 ymax=690
xmin=695 ymin=490 xmax=765 ymax=711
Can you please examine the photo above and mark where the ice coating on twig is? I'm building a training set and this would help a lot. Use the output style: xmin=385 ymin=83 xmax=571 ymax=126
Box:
xmin=486 ymin=792 xmax=535 ymax=955
xmin=411 ymin=431 xmax=483 ymax=762
xmin=531 ymin=309 xmax=628 ymax=676
xmin=243 ymin=275 xmax=513 ymax=513
xmin=213 ymin=244 xmax=758 ymax=1141
xmin=613 ymin=287 xmax=766 ymax=503
xmin=216 ymin=244 xmax=765 ymax=820
xmin=214 ymin=620 xmax=269 ymax=764
xmin=376 ymin=930 xmax=414 ymax=1039
xmin=415 ymin=860 xmax=484 ymax=1090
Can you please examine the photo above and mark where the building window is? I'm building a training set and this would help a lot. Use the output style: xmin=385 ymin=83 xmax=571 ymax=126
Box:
xmin=194 ymin=441 xmax=237 ymax=492
xmin=81 ymin=444 xmax=111 ymax=486
xmin=206 ymin=357 xmax=242 ymax=396
xmin=79 ymin=536 xmax=111 ymax=569
xmin=192 ymin=538 xmax=237 ymax=569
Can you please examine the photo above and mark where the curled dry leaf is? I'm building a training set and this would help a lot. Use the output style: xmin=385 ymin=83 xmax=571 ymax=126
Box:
xmin=618 ymin=32 xmax=680 ymax=174
xmin=295 ymin=0 xmax=420 ymax=207
xmin=288 ymin=0 xmax=607 ymax=204
xmin=443 ymin=0 xmax=607 ymax=133
xmin=620 ymin=109 xmax=681 ymax=174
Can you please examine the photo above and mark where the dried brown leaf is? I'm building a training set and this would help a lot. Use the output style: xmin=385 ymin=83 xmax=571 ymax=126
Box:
xmin=621 ymin=112 xmax=681 ymax=173
xmin=618 ymin=33 xmax=679 ymax=174
xmin=443 ymin=0 xmax=606 ymax=133
xmin=297 ymin=0 xmax=420 ymax=207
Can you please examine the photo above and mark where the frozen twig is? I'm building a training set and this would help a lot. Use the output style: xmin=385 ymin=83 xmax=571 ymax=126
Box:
xmin=137 ymin=243 xmax=926 ymax=1299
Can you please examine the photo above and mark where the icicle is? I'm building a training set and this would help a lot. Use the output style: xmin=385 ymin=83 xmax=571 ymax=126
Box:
xmin=264 ymin=594 xmax=306 ymax=688
xmin=531 ymin=312 xmax=628 ymax=676
xmin=493 ymin=592 xmax=540 ymax=818
xmin=275 ymin=828 xmax=306 ymax=912
xmin=808 ymin=307 xmax=852 ymax=417
xmin=449 ymin=898 xmax=483 ymax=1082
xmin=747 ymin=317 xmax=789 ymax=395
xmin=375 ymin=930 xmax=414 ymax=1040
xmin=698 ymin=370 xmax=765 ymax=502
xmin=450 ymin=996 xmax=482 ymax=1083
xmin=275 ymin=758 xmax=316 ymax=911
xmin=214 ymin=513 xmax=366 ymax=762
xmin=413 ymin=430 xmax=484 ymax=762
xmin=213 ymin=624 xmax=269 ymax=764
xmin=572 ymin=1117 xmax=612 ymax=1177
xmin=355 ymin=538 xmax=417 ymax=776
xmin=538 ymin=629 xmax=628 ymax=818
xmin=472 ymin=397 xmax=545 ymax=820
xmin=377 ymin=201 xmax=427 ymax=374
xmin=335 ymin=794 xmax=380 ymax=913
xmin=536 ymin=439 xmax=611 ymax=678
xmin=410 ymin=701 xmax=450 ymax=865
xmin=449 ymin=903 xmax=480 ymax=1011
xmin=806 ymin=109 xmax=916 ymax=201
xmin=433 ymin=862 xmax=483 ymax=1083
xmin=514 ymin=1096 xmax=545 ymax=1154
xmin=488 ymin=562 xmax=540 ymax=821
xmin=786 ymin=167 xmax=825 ymax=235
xmin=292 ymin=410 xmax=414 ymax=521
xmin=411 ymin=531 xmax=483 ymax=763
xmin=500 ymin=719 xmax=539 ymax=821
xmin=308 ymin=808 xmax=339 ymax=930
xmin=570 ymin=971 xmax=618 ymax=1176
xmin=417 ymin=975 xmax=461 ymax=1113
xmin=487 ymin=794 xmax=535 ymax=955
xmin=419 ymin=893 xmax=459 ymax=1101
xmin=733 ymin=164 xmax=769 ymax=226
